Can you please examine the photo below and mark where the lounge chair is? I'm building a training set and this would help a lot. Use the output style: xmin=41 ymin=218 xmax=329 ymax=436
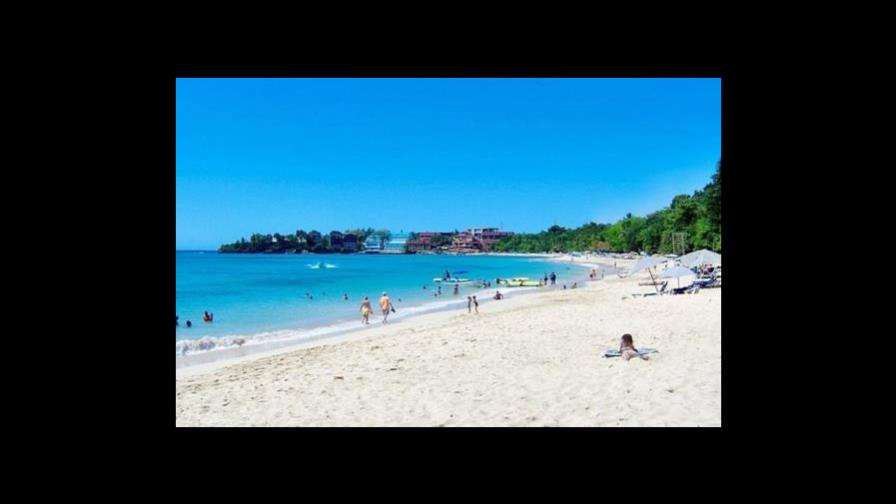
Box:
xmin=641 ymin=281 xmax=668 ymax=297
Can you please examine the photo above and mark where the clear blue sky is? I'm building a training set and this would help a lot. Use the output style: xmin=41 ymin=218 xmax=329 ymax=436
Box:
xmin=177 ymin=78 xmax=720 ymax=250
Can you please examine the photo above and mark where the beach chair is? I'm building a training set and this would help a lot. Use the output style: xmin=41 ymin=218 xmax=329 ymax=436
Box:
xmin=641 ymin=281 xmax=668 ymax=297
xmin=671 ymin=283 xmax=692 ymax=295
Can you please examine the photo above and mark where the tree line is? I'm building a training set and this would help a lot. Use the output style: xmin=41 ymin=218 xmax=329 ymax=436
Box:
xmin=493 ymin=160 xmax=721 ymax=254
xmin=219 ymin=228 xmax=392 ymax=253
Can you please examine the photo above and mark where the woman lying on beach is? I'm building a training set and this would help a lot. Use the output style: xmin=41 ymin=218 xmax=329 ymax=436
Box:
xmin=360 ymin=297 xmax=372 ymax=325
xmin=620 ymin=334 xmax=649 ymax=361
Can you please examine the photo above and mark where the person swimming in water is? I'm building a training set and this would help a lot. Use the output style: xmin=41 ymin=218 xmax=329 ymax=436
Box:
xmin=467 ymin=296 xmax=472 ymax=313
xmin=186 ymin=320 xmax=192 ymax=328
xmin=344 ymin=293 xmax=348 ymax=301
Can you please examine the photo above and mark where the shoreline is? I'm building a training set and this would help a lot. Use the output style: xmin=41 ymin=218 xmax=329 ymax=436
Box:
xmin=176 ymin=255 xmax=600 ymax=368
xmin=176 ymin=254 xmax=720 ymax=426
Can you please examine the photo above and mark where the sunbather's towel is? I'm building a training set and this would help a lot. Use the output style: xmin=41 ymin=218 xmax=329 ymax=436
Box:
xmin=604 ymin=347 xmax=658 ymax=358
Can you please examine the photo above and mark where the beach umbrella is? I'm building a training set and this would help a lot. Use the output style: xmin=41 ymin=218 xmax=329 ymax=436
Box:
xmin=628 ymin=256 xmax=669 ymax=293
xmin=628 ymin=256 xmax=668 ymax=275
xmin=678 ymin=249 xmax=721 ymax=268
xmin=659 ymin=265 xmax=697 ymax=288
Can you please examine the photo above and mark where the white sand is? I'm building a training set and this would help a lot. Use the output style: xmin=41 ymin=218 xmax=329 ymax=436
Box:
xmin=176 ymin=257 xmax=721 ymax=426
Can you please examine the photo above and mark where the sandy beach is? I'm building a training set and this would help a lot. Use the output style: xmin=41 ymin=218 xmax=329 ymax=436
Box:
xmin=176 ymin=256 xmax=721 ymax=427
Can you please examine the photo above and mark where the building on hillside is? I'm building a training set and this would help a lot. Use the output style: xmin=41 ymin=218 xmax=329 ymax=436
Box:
xmin=406 ymin=232 xmax=454 ymax=252
xmin=364 ymin=235 xmax=384 ymax=251
xmin=451 ymin=227 xmax=513 ymax=252
xmin=330 ymin=231 xmax=344 ymax=250
xmin=383 ymin=232 xmax=409 ymax=253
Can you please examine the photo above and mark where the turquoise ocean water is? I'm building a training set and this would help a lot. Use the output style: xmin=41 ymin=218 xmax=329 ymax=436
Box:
xmin=176 ymin=252 xmax=589 ymax=355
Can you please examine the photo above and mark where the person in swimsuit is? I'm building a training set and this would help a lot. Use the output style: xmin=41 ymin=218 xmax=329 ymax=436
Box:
xmin=467 ymin=296 xmax=472 ymax=313
xmin=472 ymin=295 xmax=479 ymax=314
xmin=620 ymin=333 xmax=649 ymax=361
xmin=379 ymin=292 xmax=392 ymax=323
xmin=360 ymin=297 xmax=372 ymax=325
xmin=453 ymin=284 xmax=459 ymax=296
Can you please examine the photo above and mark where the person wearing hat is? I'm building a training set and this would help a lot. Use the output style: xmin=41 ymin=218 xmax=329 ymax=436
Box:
xmin=379 ymin=292 xmax=392 ymax=324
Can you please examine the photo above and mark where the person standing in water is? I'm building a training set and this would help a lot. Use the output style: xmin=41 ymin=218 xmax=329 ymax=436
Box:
xmin=176 ymin=315 xmax=179 ymax=327
xmin=550 ymin=272 xmax=557 ymax=285
xmin=379 ymin=292 xmax=392 ymax=323
xmin=343 ymin=293 xmax=348 ymax=301
xmin=360 ymin=297 xmax=372 ymax=325
xmin=453 ymin=284 xmax=459 ymax=296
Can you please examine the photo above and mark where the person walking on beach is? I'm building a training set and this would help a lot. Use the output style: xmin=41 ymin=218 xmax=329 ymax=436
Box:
xmin=379 ymin=292 xmax=392 ymax=323
xmin=473 ymin=295 xmax=479 ymax=314
xmin=360 ymin=297 xmax=372 ymax=325
xmin=467 ymin=296 xmax=473 ymax=313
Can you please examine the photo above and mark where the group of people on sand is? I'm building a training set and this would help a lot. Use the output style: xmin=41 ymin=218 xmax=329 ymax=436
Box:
xmin=466 ymin=295 xmax=479 ymax=314
xmin=360 ymin=292 xmax=396 ymax=325
xmin=176 ymin=311 xmax=213 ymax=328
